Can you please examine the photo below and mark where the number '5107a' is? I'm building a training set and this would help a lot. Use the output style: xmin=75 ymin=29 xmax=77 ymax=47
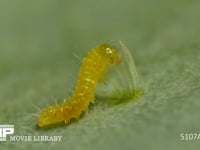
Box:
xmin=180 ymin=133 xmax=200 ymax=140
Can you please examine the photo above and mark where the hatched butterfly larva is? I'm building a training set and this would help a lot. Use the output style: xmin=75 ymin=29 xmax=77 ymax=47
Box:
xmin=38 ymin=44 xmax=121 ymax=128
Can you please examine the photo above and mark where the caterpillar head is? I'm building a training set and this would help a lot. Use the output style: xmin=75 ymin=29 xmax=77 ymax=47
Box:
xmin=97 ymin=44 xmax=121 ymax=65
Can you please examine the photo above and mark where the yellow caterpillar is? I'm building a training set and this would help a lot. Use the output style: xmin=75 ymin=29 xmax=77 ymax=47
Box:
xmin=38 ymin=44 xmax=121 ymax=128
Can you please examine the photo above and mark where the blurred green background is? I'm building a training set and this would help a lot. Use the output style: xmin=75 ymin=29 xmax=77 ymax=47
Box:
xmin=1 ymin=0 xmax=200 ymax=149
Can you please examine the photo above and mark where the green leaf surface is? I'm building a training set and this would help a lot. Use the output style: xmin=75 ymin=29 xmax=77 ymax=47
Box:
xmin=0 ymin=0 xmax=200 ymax=149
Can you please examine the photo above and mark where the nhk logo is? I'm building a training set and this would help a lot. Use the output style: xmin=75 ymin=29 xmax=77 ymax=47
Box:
xmin=0 ymin=125 xmax=14 ymax=141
